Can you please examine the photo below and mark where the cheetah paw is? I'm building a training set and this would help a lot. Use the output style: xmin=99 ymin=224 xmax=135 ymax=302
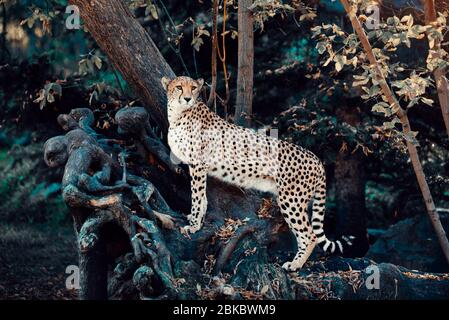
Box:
xmin=282 ymin=261 xmax=303 ymax=272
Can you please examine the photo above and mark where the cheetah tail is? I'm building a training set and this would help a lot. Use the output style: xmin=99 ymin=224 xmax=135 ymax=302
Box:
xmin=311 ymin=175 xmax=355 ymax=254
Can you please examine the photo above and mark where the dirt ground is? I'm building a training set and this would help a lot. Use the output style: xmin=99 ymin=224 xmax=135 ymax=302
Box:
xmin=0 ymin=224 xmax=79 ymax=300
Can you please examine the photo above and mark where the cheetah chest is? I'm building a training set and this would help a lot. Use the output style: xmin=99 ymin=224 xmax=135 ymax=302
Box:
xmin=168 ymin=120 xmax=206 ymax=164
xmin=168 ymin=128 xmax=190 ymax=164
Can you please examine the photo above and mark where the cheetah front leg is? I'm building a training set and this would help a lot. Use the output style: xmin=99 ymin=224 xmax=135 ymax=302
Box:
xmin=181 ymin=164 xmax=208 ymax=235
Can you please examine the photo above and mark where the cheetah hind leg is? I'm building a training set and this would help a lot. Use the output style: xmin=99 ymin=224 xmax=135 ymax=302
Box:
xmin=282 ymin=231 xmax=317 ymax=272
xmin=277 ymin=194 xmax=317 ymax=271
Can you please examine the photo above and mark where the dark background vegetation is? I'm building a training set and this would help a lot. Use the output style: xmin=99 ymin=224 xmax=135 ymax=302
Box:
xmin=0 ymin=0 xmax=448 ymax=299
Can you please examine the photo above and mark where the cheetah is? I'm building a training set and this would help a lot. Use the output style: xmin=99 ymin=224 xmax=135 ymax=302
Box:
xmin=161 ymin=76 xmax=354 ymax=271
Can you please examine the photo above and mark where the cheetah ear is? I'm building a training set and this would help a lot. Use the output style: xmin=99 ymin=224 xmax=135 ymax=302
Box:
xmin=161 ymin=77 xmax=171 ymax=91
xmin=196 ymin=78 xmax=204 ymax=89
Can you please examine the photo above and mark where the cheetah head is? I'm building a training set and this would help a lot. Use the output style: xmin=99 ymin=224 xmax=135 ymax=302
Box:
xmin=161 ymin=76 xmax=204 ymax=109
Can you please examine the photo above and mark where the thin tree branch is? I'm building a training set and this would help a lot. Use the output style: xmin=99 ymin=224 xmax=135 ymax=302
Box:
xmin=216 ymin=0 xmax=230 ymax=118
xmin=340 ymin=0 xmax=449 ymax=265
xmin=422 ymin=0 xmax=449 ymax=138
xmin=155 ymin=2 xmax=190 ymax=77
xmin=207 ymin=0 xmax=219 ymax=110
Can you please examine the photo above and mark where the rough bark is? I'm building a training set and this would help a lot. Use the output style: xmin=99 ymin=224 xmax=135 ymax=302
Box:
xmin=340 ymin=0 xmax=449 ymax=265
xmin=335 ymin=106 xmax=369 ymax=257
xmin=69 ymin=0 xmax=175 ymax=135
xmin=234 ymin=0 xmax=254 ymax=127
xmin=422 ymin=0 xmax=449 ymax=138
xmin=79 ymin=232 xmax=108 ymax=300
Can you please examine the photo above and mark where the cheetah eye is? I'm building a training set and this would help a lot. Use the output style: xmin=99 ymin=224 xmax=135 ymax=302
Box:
xmin=192 ymin=86 xmax=197 ymax=90
xmin=176 ymin=86 xmax=183 ymax=90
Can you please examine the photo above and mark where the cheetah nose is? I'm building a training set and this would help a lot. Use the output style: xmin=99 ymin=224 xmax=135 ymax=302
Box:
xmin=184 ymin=97 xmax=191 ymax=102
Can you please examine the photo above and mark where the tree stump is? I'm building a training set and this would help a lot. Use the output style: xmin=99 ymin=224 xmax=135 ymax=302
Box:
xmin=43 ymin=107 xmax=449 ymax=300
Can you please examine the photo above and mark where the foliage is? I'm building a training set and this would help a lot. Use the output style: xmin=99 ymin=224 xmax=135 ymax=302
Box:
xmin=0 ymin=144 xmax=69 ymax=225
xmin=78 ymin=50 xmax=103 ymax=75
xmin=312 ymin=3 xmax=448 ymax=147
xmin=33 ymin=82 xmax=63 ymax=110
xmin=129 ymin=0 xmax=159 ymax=20
xmin=191 ymin=24 xmax=210 ymax=52
xmin=249 ymin=0 xmax=296 ymax=30
xmin=20 ymin=5 xmax=60 ymax=35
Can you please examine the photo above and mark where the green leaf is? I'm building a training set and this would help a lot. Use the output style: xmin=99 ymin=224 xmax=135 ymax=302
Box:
xmin=86 ymin=58 xmax=95 ymax=74
xmin=353 ymin=75 xmax=369 ymax=87
xmin=316 ymin=41 xmax=327 ymax=55
xmin=191 ymin=37 xmax=204 ymax=52
xmin=323 ymin=56 xmax=332 ymax=67
xmin=27 ymin=17 xmax=35 ymax=29
xmin=78 ymin=59 xmax=87 ymax=75
xmin=372 ymin=102 xmax=392 ymax=116
xmin=421 ymin=97 xmax=434 ymax=106
xmin=47 ymin=92 xmax=55 ymax=103
xmin=45 ymin=83 xmax=62 ymax=97
xmin=334 ymin=54 xmax=347 ymax=72
xmin=403 ymin=130 xmax=419 ymax=146
xmin=382 ymin=117 xmax=401 ymax=130
xmin=92 ymin=55 xmax=102 ymax=70
xmin=145 ymin=4 xmax=159 ymax=20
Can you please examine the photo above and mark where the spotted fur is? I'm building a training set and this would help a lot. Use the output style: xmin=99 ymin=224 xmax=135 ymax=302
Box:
xmin=162 ymin=76 xmax=353 ymax=271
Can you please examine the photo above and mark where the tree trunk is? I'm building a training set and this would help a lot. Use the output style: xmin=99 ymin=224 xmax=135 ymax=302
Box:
xmin=69 ymin=0 xmax=175 ymax=135
xmin=79 ymin=236 xmax=108 ymax=300
xmin=422 ymin=0 xmax=449 ymax=138
xmin=64 ymin=0 xmax=283 ymax=300
xmin=207 ymin=0 xmax=219 ymax=110
xmin=335 ymin=106 xmax=369 ymax=257
xmin=340 ymin=0 xmax=449 ymax=265
xmin=234 ymin=0 xmax=254 ymax=127
xmin=68 ymin=0 xmax=262 ymax=217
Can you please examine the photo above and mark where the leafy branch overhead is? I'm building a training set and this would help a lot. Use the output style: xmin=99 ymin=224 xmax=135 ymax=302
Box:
xmin=20 ymin=6 xmax=60 ymax=35
xmin=191 ymin=24 xmax=210 ymax=52
xmin=129 ymin=0 xmax=159 ymax=20
xmin=337 ymin=0 xmax=449 ymax=265
xmin=312 ymin=7 xmax=448 ymax=141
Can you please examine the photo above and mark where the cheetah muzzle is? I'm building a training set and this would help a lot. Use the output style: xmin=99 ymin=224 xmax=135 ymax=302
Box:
xmin=162 ymin=76 xmax=354 ymax=271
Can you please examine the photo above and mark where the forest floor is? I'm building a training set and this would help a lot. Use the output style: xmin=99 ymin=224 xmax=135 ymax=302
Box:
xmin=0 ymin=223 xmax=78 ymax=300
xmin=1 ymin=220 xmax=449 ymax=300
